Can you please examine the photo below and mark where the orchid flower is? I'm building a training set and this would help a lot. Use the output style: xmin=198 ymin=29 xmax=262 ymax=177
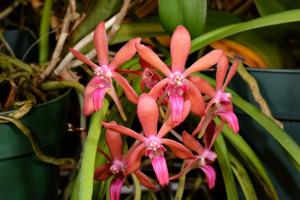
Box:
xmin=94 ymin=125 xmax=156 ymax=200
xmin=103 ymin=93 xmax=193 ymax=186
xmin=69 ymin=22 xmax=140 ymax=120
xmin=136 ymin=25 xmax=225 ymax=123
xmin=190 ymin=57 xmax=240 ymax=140
xmin=170 ymin=131 xmax=217 ymax=189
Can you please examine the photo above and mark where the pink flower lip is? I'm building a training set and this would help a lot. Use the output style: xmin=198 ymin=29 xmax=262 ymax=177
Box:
xmin=151 ymin=155 xmax=169 ymax=186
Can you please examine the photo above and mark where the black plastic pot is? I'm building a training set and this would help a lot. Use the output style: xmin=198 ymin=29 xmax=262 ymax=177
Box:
xmin=0 ymin=90 xmax=70 ymax=200
xmin=230 ymin=68 xmax=300 ymax=200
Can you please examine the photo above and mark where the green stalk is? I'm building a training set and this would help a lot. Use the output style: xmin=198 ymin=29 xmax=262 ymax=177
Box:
xmin=39 ymin=0 xmax=53 ymax=63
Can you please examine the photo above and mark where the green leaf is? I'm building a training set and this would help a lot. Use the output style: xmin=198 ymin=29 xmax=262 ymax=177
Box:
xmin=132 ymin=174 xmax=142 ymax=200
xmin=220 ymin=121 xmax=278 ymax=199
xmin=254 ymin=0 xmax=287 ymax=16
xmin=197 ymin=73 xmax=300 ymax=170
xmin=190 ymin=9 xmax=300 ymax=52
xmin=71 ymin=100 xmax=109 ymax=200
xmin=70 ymin=0 xmax=122 ymax=45
xmin=110 ymin=21 xmax=166 ymax=45
xmin=159 ymin=0 xmax=207 ymax=38
xmin=213 ymin=134 xmax=238 ymax=200
xmin=205 ymin=10 xmax=241 ymax=32
xmin=229 ymin=153 xmax=258 ymax=200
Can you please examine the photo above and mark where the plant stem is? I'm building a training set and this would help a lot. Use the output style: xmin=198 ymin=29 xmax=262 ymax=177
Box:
xmin=174 ymin=175 xmax=186 ymax=200
xmin=39 ymin=0 xmax=53 ymax=63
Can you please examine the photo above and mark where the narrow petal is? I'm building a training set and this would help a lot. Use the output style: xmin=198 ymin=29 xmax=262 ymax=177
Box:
xmin=136 ymin=44 xmax=171 ymax=76
xmin=217 ymin=111 xmax=239 ymax=133
xmin=222 ymin=59 xmax=239 ymax=90
xmin=189 ymin=76 xmax=216 ymax=97
xmin=94 ymin=22 xmax=108 ymax=65
xmin=106 ymin=86 xmax=127 ymax=121
xmin=148 ymin=78 xmax=169 ymax=99
xmin=134 ymin=170 xmax=157 ymax=190
xmin=110 ymin=177 xmax=125 ymax=200
xmin=125 ymin=143 xmax=146 ymax=175
xmin=105 ymin=125 xmax=123 ymax=160
xmin=185 ymin=79 xmax=205 ymax=116
xmin=200 ymin=165 xmax=216 ymax=190
xmin=103 ymin=122 xmax=146 ymax=142
xmin=169 ymin=92 xmax=184 ymax=124
xmin=170 ymin=26 xmax=190 ymax=73
xmin=112 ymin=71 xmax=139 ymax=104
xmin=83 ymin=77 xmax=108 ymax=116
xmin=94 ymin=163 xmax=111 ymax=180
xmin=137 ymin=94 xmax=158 ymax=137
xmin=204 ymin=121 xmax=224 ymax=149
xmin=170 ymin=160 xmax=195 ymax=180
xmin=93 ymin=87 xmax=107 ymax=111
xmin=151 ymin=155 xmax=169 ymax=186
xmin=69 ymin=48 xmax=98 ymax=69
xmin=183 ymin=49 xmax=224 ymax=77
xmin=182 ymin=131 xmax=203 ymax=154
xmin=110 ymin=38 xmax=141 ymax=70
xmin=216 ymin=53 xmax=229 ymax=90
xmin=162 ymin=139 xmax=193 ymax=159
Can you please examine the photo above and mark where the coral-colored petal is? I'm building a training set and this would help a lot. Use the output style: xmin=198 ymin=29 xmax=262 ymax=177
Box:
xmin=69 ymin=48 xmax=98 ymax=69
xmin=105 ymin=125 xmax=123 ymax=160
xmin=223 ymin=59 xmax=239 ymax=90
xmin=162 ymin=139 xmax=193 ymax=159
xmin=134 ymin=170 xmax=157 ymax=190
xmin=170 ymin=26 xmax=190 ymax=73
xmin=137 ymin=94 xmax=158 ymax=137
xmin=185 ymin=79 xmax=205 ymax=116
xmin=189 ymin=76 xmax=216 ymax=97
xmin=182 ymin=131 xmax=203 ymax=154
xmin=94 ymin=22 xmax=108 ymax=65
xmin=148 ymin=78 xmax=169 ymax=99
xmin=151 ymin=155 xmax=169 ymax=186
xmin=106 ymin=86 xmax=127 ymax=121
xmin=216 ymin=54 xmax=229 ymax=90
xmin=83 ymin=77 xmax=108 ymax=116
xmin=183 ymin=49 xmax=224 ymax=77
xmin=136 ymin=44 xmax=171 ymax=76
xmin=200 ymin=165 xmax=216 ymax=190
xmin=103 ymin=122 xmax=145 ymax=142
xmin=110 ymin=177 xmax=125 ymax=200
xmin=110 ymin=38 xmax=141 ymax=70
xmin=204 ymin=122 xmax=224 ymax=149
xmin=170 ymin=160 xmax=195 ymax=180
xmin=94 ymin=163 xmax=111 ymax=180
xmin=217 ymin=111 xmax=239 ymax=133
xmin=125 ymin=143 xmax=146 ymax=175
xmin=112 ymin=71 xmax=139 ymax=104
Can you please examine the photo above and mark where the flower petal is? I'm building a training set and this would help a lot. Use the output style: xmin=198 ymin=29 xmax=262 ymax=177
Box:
xmin=204 ymin=121 xmax=224 ymax=149
xmin=103 ymin=122 xmax=145 ymax=142
xmin=136 ymin=44 xmax=171 ymax=77
xmin=170 ymin=25 xmax=190 ymax=73
xmin=185 ymin=79 xmax=205 ymax=116
xmin=112 ymin=71 xmax=139 ymax=104
xmin=151 ymin=155 xmax=169 ymax=186
xmin=125 ymin=143 xmax=146 ymax=175
xmin=170 ymin=160 xmax=195 ymax=180
xmin=94 ymin=163 xmax=111 ymax=180
xmin=169 ymin=91 xmax=184 ymax=124
xmin=222 ymin=59 xmax=239 ymax=90
xmin=105 ymin=124 xmax=123 ymax=160
xmin=137 ymin=94 xmax=158 ymax=137
xmin=110 ymin=177 xmax=125 ymax=200
xmin=183 ymin=49 xmax=223 ymax=77
xmin=69 ymin=48 xmax=98 ymax=69
xmin=217 ymin=111 xmax=239 ymax=133
xmin=182 ymin=131 xmax=203 ymax=154
xmin=200 ymin=165 xmax=216 ymax=190
xmin=93 ymin=87 xmax=107 ymax=111
xmin=134 ymin=170 xmax=157 ymax=190
xmin=162 ymin=139 xmax=193 ymax=159
xmin=109 ymin=38 xmax=141 ymax=70
xmin=148 ymin=78 xmax=169 ymax=99
xmin=216 ymin=53 xmax=229 ymax=90
xmin=106 ymin=86 xmax=127 ymax=121
xmin=189 ymin=76 xmax=216 ymax=97
xmin=94 ymin=21 xmax=108 ymax=65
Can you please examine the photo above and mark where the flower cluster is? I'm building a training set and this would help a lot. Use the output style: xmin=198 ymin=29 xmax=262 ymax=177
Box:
xmin=70 ymin=22 xmax=240 ymax=200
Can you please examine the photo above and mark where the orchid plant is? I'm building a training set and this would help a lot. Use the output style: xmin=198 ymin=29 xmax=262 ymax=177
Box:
xmin=71 ymin=22 xmax=240 ymax=200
